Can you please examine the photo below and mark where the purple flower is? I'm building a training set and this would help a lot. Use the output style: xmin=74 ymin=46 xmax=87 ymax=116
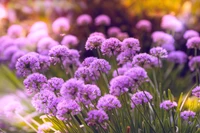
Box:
xmin=107 ymin=27 xmax=121 ymax=37
xmin=136 ymin=19 xmax=152 ymax=32
xmin=56 ymin=99 xmax=81 ymax=120
xmin=81 ymin=57 xmax=98 ymax=67
xmin=27 ymin=30 xmax=48 ymax=44
xmin=101 ymin=37 xmax=122 ymax=57
xmin=122 ymin=37 xmax=140 ymax=51
xmin=75 ymin=67 xmax=97 ymax=83
xmin=150 ymin=47 xmax=168 ymax=58
xmin=186 ymin=37 xmax=200 ymax=49
xmin=160 ymin=100 xmax=177 ymax=110
xmin=62 ymin=49 xmax=80 ymax=68
xmin=97 ymin=94 xmax=121 ymax=111
xmin=76 ymin=14 xmax=92 ymax=26
xmin=168 ymin=51 xmax=187 ymax=64
xmin=38 ymin=55 xmax=51 ymax=72
xmin=32 ymin=90 xmax=58 ymax=114
xmin=180 ymin=111 xmax=196 ymax=120
xmin=2 ymin=46 xmax=19 ymax=61
xmin=45 ymin=77 xmax=64 ymax=92
xmin=7 ymin=24 xmax=23 ymax=38
xmin=61 ymin=35 xmax=79 ymax=47
xmin=52 ymin=17 xmax=70 ymax=34
xmin=132 ymin=53 xmax=156 ymax=68
xmin=117 ymin=49 xmax=136 ymax=65
xmin=30 ymin=21 xmax=48 ymax=33
xmin=48 ymin=45 xmax=69 ymax=65
xmin=89 ymin=59 xmax=111 ymax=74
xmin=161 ymin=43 xmax=175 ymax=52
xmin=189 ymin=56 xmax=200 ymax=71
xmin=95 ymin=14 xmax=111 ymax=26
xmin=131 ymin=91 xmax=153 ymax=108
xmin=89 ymin=32 xmax=105 ymax=38
xmin=37 ymin=37 xmax=59 ymax=55
xmin=124 ymin=67 xmax=148 ymax=89
xmin=15 ymin=53 xmax=40 ymax=77
xmin=184 ymin=30 xmax=199 ymax=40
xmin=14 ymin=37 xmax=30 ymax=49
xmin=151 ymin=31 xmax=174 ymax=46
xmin=112 ymin=67 xmax=128 ymax=77
xmin=9 ymin=50 xmax=26 ymax=69
xmin=23 ymin=73 xmax=47 ymax=95
xmin=161 ymin=14 xmax=183 ymax=32
xmin=116 ymin=32 xmax=129 ymax=41
xmin=60 ymin=78 xmax=84 ymax=100
xmin=85 ymin=109 xmax=109 ymax=128
xmin=78 ymin=84 xmax=101 ymax=105
xmin=109 ymin=76 xmax=133 ymax=96
xmin=192 ymin=86 xmax=200 ymax=98
xmin=85 ymin=35 xmax=105 ymax=50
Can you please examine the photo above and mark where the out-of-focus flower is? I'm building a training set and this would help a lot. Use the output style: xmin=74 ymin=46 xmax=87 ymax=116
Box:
xmin=192 ymin=86 xmax=200 ymax=98
xmin=14 ymin=37 xmax=30 ymax=49
xmin=161 ymin=43 xmax=175 ymax=52
xmin=160 ymin=100 xmax=177 ymax=110
xmin=116 ymin=32 xmax=129 ymax=41
xmin=180 ymin=111 xmax=196 ymax=120
xmin=7 ymin=25 xmax=23 ymax=38
xmin=122 ymin=37 xmax=140 ymax=51
xmin=97 ymin=94 xmax=121 ymax=111
xmin=30 ymin=21 xmax=48 ymax=33
xmin=167 ymin=51 xmax=187 ymax=64
xmin=9 ymin=50 xmax=26 ymax=69
xmin=112 ymin=67 xmax=128 ymax=77
xmin=184 ymin=30 xmax=199 ymax=40
xmin=61 ymin=35 xmax=79 ymax=47
xmin=136 ymin=19 xmax=152 ymax=32
xmin=131 ymin=91 xmax=153 ymax=108
xmin=27 ymin=30 xmax=49 ymax=44
xmin=4 ymin=101 xmax=23 ymax=117
xmin=89 ymin=59 xmax=111 ymax=74
xmin=76 ymin=14 xmax=92 ymax=26
xmin=81 ymin=57 xmax=98 ymax=67
xmin=107 ymin=27 xmax=121 ymax=37
xmin=150 ymin=47 xmax=168 ymax=58
xmin=151 ymin=31 xmax=174 ymax=46
xmin=109 ymin=75 xmax=132 ymax=96
xmin=161 ymin=14 xmax=183 ymax=32
xmin=52 ymin=17 xmax=70 ymax=34
xmin=95 ymin=14 xmax=111 ymax=26
xmin=101 ymin=37 xmax=122 ymax=57
xmin=56 ymin=99 xmax=81 ymax=120
xmin=37 ymin=122 xmax=53 ymax=133
xmin=85 ymin=35 xmax=105 ymax=50
xmin=89 ymin=32 xmax=105 ymax=38
xmin=188 ymin=56 xmax=200 ymax=71
xmin=186 ymin=37 xmax=200 ymax=49
xmin=117 ymin=49 xmax=136 ymax=65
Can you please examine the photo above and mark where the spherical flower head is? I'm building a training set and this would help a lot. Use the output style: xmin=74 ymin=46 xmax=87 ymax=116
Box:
xmin=97 ymin=94 xmax=121 ymax=111
xmin=85 ymin=109 xmax=109 ymax=129
xmin=60 ymin=78 xmax=84 ymax=100
xmin=186 ymin=37 xmax=200 ymax=49
xmin=95 ymin=14 xmax=111 ymax=26
xmin=32 ymin=90 xmax=58 ymax=114
xmin=52 ymin=17 xmax=70 ymax=34
xmin=124 ymin=67 xmax=148 ymax=88
xmin=101 ymin=37 xmax=122 ymax=57
xmin=161 ymin=14 xmax=183 ymax=32
xmin=132 ymin=53 xmax=156 ymax=68
xmin=192 ymin=86 xmax=200 ymax=98
xmin=14 ymin=37 xmax=30 ymax=49
xmin=27 ymin=30 xmax=49 ymax=44
xmin=107 ymin=27 xmax=121 ymax=37
xmin=37 ymin=37 xmax=59 ymax=55
xmin=150 ymin=47 xmax=168 ymax=58
xmin=81 ymin=57 xmax=98 ymax=67
xmin=78 ymin=84 xmax=101 ymax=105
xmin=45 ymin=77 xmax=64 ymax=92
xmin=189 ymin=56 xmax=200 ymax=71
xmin=56 ymin=99 xmax=81 ymax=120
xmin=136 ymin=19 xmax=152 ymax=32
xmin=61 ymin=35 xmax=79 ymax=47
xmin=7 ymin=24 xmax=23 ymax=38
xmin=180 ymin=111 xmax=196 ymax=120
xmin=167 ymin=51 xmax=187 ymax=64
xmin=76 ymin=14 xmax=92 ymax=26
xmin=131 ymin=91 xmax=153 ymax=108
xmin=38 ymin=122 xmax=53 ymax=133
xmin=4 ymin=101 xmax=23 ymax=117
xmin=48 ymin=45 xmax=69 ymax=65
xmin=122 ymin=37 xmax=140 ymax=51
xmin=9 ymin=50 xmax=26 ymax=69
xmin=23 ymin=73 xmax=47 ymax=95
xmin=85 ymin=35 xmax=105 ymax=50
xmin=161 ymin=43 xmax=175 ymax=52
xmin=151 ymin=31 xmax=174 ymax=46
xmin=117 ymin=49 xmax=136 ymax=65
xmin=160 ymin=100 xmax=177 ymax=110
xmin=15 ymin=52 xmax=41 ymax=77
xmin=74 ymin=67 xmax=97 ymax=83
xmin=116 ymin=32 xmax=129 ymax=41
xmin=89 ymin=32 xmax=105 ymax=38
xmin=89 ymin=59 xmax=111 ymax=74
xmin=112 ymin=67 xmax=128 ymax=77
xmin=30 ymin=21 xmax=48 ymax=33
xmin=62 ymin=49 xmax=80 ymax=68
xmin=184 ymin=30 xmax=199 ymax=40
xmin=109 ymin=76 xmax=132 ymax=96
xmin=3 ymin=46 xmax=19 ymax=61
